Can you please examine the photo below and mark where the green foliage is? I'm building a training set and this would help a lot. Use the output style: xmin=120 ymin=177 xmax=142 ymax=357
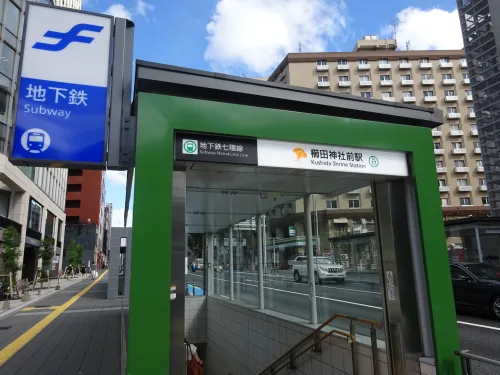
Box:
xmin=38 ymin=237 xmax=55 ymax=269
xmin=67 ymin=239 xmax=84 ymax=269
xmin=1 ymin=226 xmax=21 ymax=276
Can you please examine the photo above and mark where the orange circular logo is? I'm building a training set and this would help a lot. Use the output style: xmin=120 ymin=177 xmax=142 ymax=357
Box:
xmin=293 ymin=148 xmax=307 ymax=161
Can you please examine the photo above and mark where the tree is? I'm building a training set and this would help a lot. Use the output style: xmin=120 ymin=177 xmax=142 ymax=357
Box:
xmin=76 ymin=243 xmax=84 ymax=268
xmin=1 ymin=226 xmax=21 ymax=287
xmin=37 ymin=237 xmax=54 ymax=289
xmin=67 ymin=239 xmax=79 ymax=270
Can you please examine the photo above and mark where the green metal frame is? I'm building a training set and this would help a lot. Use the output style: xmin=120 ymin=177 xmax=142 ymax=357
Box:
xmin=128 ymin=93 xmax=461 ymax=374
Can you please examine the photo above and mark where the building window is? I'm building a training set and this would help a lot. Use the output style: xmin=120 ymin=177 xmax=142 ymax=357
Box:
xmin=445 ymin=90 xmax=456 ymax=96
xmin=67 ymin=183 xmax=82 ymax=192
xmin=424 ymin=90 xmax=434 ymax=97
xmin=440 ymin=57 xmax=450 ymax=63
xmin=442 ymin=73 xmax=453 ymax=80
xmin=462 ymin=72 xmax=469 ymax=79
xmin=359 ymin=75 xmax=370 ymax=81
xmin=479 ymin=178 xmax=486 ymax=186
xmin=447 ymin=107 xmax=458 ymax=114
xmin=449 ymin=123 xmax=460 ymax=130
xmin=460 ymin=197 xmax=471 ymax=206
xmin=317 ymin=76 xmax=329 ymax=83
xmin=58 ymin=219 xmax=63 ymax=241
xmin=468 ymin=107 xmax=475 ymax=114
xmin=482 ymin=197 xmax=489 ymax=205
xmin=403 ymin=91 xmax=413 ymax=97
xmin=421 ymin=73 xmax=433 ymax=80
xmin=0 ymin=90 xmax=7 ymax=123
xmin=436 ymin=160 xmax=444 ymax=167
xmin=381 ymin=92 xmax=392 ymax=98
xmin=457 ymin=179 xmax=469 ymax=186
xmin=438 ymin=179 xmax=447 ymax=187
xmin=6 ymin=1 xmax=21 ymax=37
xmin=460 ymin=58 xmax=467 ymax=65
xmin=66 ymin=199 xmax=81 ymax=208
xmin=477 ymin=160 xmax=483 ymax=167
xmin=348 ymin=199 xmax=360 ymax=209
xmin=455 ymin=160 xmax=466 ymax=168
xmin=380 ymin=74 xmax=391 ymax=81
xmin=337 ymin=59 xmax=347 ymax=65
xmin=420 ymin=58 xmax=430 ymax=63
xmin=452 ymin=142 xmax=463 ymax=149
xmin=45 ymin=211 xmax=55 ymax=238
xmin=28 ymin=198 xmax=42 ymax=232
xmin=68 ymin=169 xmax=83 ymax=176
xmin=0 ymin=189 xmax=10 ymax=217
xmin=465 ymin=89 xmax=472 ymax=96
xmin=358 ymin=59 xmax=368 ymax=64
xmin=317 ymin=59 xmax=328 ymax=66
xmin=0 ymin=43 xmax=15 ymax=79
xmin=473 ymin=141 xmax=480 ymax=148
xmin=66 ymin=216 xmax=79 ymax=223
xmin=400 ymin=58 xmax=409 ymax=63
xmin=379 ymin=58 xmax=389 ymax=64
xmin=339 ymin=75 xmax=350 ymax=82
xmin=401 ymin=74 xmax=411 ymax=81
xmin=441 ymin=198 xmax=449 ymax=206
xmin=326 ymin=200 xmax=337 ymax=209
xmin=434 ymin=142 xmax=442 ymax=150
xmin=360 ymin=92 xmax=372 ymax=98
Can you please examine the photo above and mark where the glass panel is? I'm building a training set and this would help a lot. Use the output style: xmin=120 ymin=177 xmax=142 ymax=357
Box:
xmin=0 ymin=90 xmax=7 ymax=122
xmin=58 ymin=219 xmax=63 ymax=241
xmin=3 ymin=29 xmax=16 ymax=46
xmin=0 ymin=43 xmax=16 ymax=78
xmin=45 ymin=211 xmax=55 ymax=237
xmin=0 ymin=189 xmax=10 ymax=217
xmin=0 ymin=0 xmax=5 ymax=23
xmin=28 ymin=198 xmax=42 ymax=231
xmin=5 ymin=1 xmax=20 ymax=36
xmin=186 ymin=232 xmax=206 ymax=296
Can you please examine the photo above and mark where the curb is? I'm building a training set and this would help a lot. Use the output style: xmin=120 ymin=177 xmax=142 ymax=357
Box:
xmin=0 ymin=278 xmax=84 ymax=320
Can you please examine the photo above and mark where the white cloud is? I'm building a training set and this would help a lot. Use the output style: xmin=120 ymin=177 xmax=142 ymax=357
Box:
xmin=104 ymin=4 xmax=133 ymax=19
xmin=104 ymin=0 xmax=153 ymax=20
xmin=112 ymin=208 xmax=133 ymax=227
xmin=204 ymin=0 xmax=348 ymax=75
xmin=106 ymin=170 xmax=127 ymax=186
xmin=381 ymin=7 xmax=463 ymax=50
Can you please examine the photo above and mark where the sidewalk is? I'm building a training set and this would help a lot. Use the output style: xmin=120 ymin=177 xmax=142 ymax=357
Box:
xmin=0 ymin=272 xmax=126 ymax=375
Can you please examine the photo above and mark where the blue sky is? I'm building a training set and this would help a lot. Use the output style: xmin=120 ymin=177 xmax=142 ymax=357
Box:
xmin=92 ymin=0 xmax=463 ymax=226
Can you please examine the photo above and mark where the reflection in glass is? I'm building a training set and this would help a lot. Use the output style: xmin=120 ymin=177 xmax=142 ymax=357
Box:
xmin=6 ymin=1 xmax=20 ymax=36
xmin=0 ymin=43 xmax=15 ymax=78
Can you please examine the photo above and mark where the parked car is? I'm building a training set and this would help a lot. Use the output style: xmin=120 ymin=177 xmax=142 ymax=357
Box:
xmin=196 ymin=259 xmax=204 ymax=270
xmin=288 ymin=256 xmax=346 ymax=284
xmin=450 ymin=262 xmax=500 ymax=320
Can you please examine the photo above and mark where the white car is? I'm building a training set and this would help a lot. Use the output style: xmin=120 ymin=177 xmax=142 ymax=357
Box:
xmin=196 ymin=258 xmax=204 ymax=270
xmin=289 ymin=256 xmax=346 ymax=285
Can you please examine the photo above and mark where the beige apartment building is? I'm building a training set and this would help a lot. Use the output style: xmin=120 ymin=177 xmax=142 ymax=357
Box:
xmin=267 ymin=37 xmax=489 ymax=222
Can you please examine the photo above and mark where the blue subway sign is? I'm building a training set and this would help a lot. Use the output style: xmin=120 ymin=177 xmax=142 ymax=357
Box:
xmin=10 ymin=4 xmax=113 ymax=167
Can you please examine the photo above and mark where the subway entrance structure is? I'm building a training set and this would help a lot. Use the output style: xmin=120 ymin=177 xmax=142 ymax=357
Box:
xmin=129 ymin=62 xmax=461 ymax=375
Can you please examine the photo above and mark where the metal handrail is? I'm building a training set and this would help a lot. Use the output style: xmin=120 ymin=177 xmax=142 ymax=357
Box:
xmin=258 ymin=313 xmax=382 ymax=375
xmin=455 ymin=350 xmax=500 ymax=374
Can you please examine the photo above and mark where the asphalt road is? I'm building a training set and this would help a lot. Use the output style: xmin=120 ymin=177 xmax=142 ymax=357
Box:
xmin=186 ymin=269 xmax=500 ymax=372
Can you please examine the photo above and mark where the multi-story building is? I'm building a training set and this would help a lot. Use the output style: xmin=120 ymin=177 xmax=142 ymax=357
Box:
xmin=457 ymin=0 xmax=500 ymax=216
xmin=0 ymin=0 xmax=86 ymax=281
xmin=63 ymin=169 xmax=105 ymax=267
xmin=268 ymin=36 xmax=489 ymax=220
xmin=103 ymin=203 xmax=112 ymax=257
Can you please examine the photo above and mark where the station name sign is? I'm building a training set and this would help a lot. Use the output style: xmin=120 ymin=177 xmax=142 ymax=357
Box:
xmin=175 ymin=132 xmax=258 ymax=165
xmin=175 ymin=132 xmax=408 ymax=177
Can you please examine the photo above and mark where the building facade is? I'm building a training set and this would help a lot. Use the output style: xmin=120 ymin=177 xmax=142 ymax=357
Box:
xmin=64 ymin=169 xmax=105 ymax=267
xmin=268 ymin=37 xmax=489 ymax=219
xmin=0 ymin=0 xmax=83 ymax=281
xmin=457 ymin=0 xmax=500 ymax=216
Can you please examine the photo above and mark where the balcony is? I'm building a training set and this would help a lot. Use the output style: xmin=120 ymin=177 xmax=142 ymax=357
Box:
xmin=432 ymin=130 xmax=442 ymax=137
xmin=358 ymin=63 xmax=370 ymax=70
xmin=443 ymin=78 xmax=456 ymax=85
xmin=318 ymin=81 xmax=330 ymax=88
xmin=452 ymin=148 xmax=467 ymax=154
xmin=457 ymin=185 xmax=472 ymax=192
xmin=479 ymin=185 xmax=488 ymax=191
xmin=465 ymin=94 xmax=473 ymax=101
xmin=399 ymin=62 xmax=412 ymax=69
xmin=454 ymin=167 xmax=470 ymax=173
xmin=378 ymin=63 xmax=392 ymax=70
xmin=445 ymin=95 xmax=459 ymax=102
xmin=403 ymin=96 xmax=416 ymax=103
xmin=401 ymin=79 xmax=414 ymax=86
xmin=359 ymin=80 xmax=372 ymax=87
xmin=460 ymin=60 xmax=468 ymax=68
xmin=425 ymin=96 xmax=437 ymax=102
xmin=437 ymin=167 xmax=448 ymax=173
xmin=338 ymin=81 xmax=351 ymax=87
xmin=477 ymin=166 xmax=484 ymax=173
xmin=447 ymin=112 xmax=461 ymax=119
xmin=439 ymin=186 xmax=450 ymax=192
xmin=382 ymin=97 xmax=395 ymax=102
xmin=422 ymin=79 xmax=435 ymax=85
xmin=468 ymin=112 xmax=476 ymax=119
xmin=449 ymin=129 xmax=464 ymax=136
xmin=434 ymin=148 xmax=445 ymax=155
xmin=420 ymin=62 xmax=433 ymax=69
xmin=440 ymin=61 xmax=453 ymax=68
xmin=471 ymin=129 xmax=478 ymax=136
xmin=463 ymin=78 xmax=471 ymax=85
xmin=380 ymin=80 xmax=393 ymax=86
xmin=337 ymin=64 xmax=349 ymax=71
xmin=474 ymin=147 xmax=482 ymax=154
xmin=316 ymin=64 xmax=329 ymax=71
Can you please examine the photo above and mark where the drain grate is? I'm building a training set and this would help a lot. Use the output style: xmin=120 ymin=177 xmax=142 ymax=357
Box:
xmin=0 ymin=326 xmax=12 ymax=330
